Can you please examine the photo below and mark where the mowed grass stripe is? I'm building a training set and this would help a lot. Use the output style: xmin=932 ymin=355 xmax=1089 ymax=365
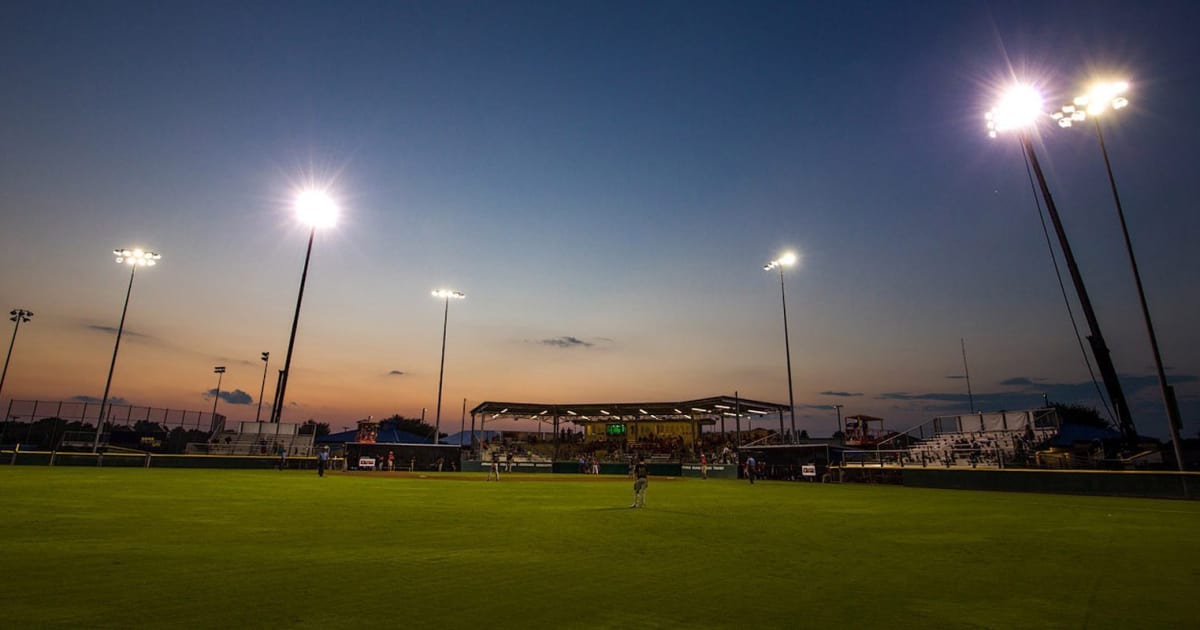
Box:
xmin=1 ymin=468 xmax=1197 ymax=629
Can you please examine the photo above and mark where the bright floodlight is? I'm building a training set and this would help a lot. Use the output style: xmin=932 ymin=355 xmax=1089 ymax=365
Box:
xmin=113 ymin=248 xmax=161 ymax=266
xmin=431 ymin=289 xmax=465 ymax=299
xmin=764 ymin=251 xmax=798 ymax=270
xmin=1056 ymin=81 xmax=1130 ymax=128
xmin=296 ymin=190 xmax=338 ymax=228
xmin=1082 ymin=80 xmax=1130 ymax=116
xmin=985 ymin=85 xmax=1044 ymax=137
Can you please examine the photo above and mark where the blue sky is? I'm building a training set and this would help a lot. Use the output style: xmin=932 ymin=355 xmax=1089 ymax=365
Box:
xmin=1 ymin=0 xmax=1198 ymax=436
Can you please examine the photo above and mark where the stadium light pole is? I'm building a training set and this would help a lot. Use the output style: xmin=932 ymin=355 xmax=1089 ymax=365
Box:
xmin=0 ymin=309 xmax=33 ymax=405
xmin=1054 ymin=81 xmax=1184 ymax=471
xmin=211 ymin=366 xmax=226 ymax=424
xmin=764 ymin=252 xmax=798 ymax=444
xmin=93 ymin=249 xmax=160 ymax=452
xmin=986 ymin=84 xmax=1135 ymax=443
xmin=431 ymin=289 xmax=465 ymax=446
xmin=255 ymin=352 xmax=270 ymax=423
xmin=273 ymin=190 xmax=337 ymax=424
xmin=833 ymin=404 xmax=844 ymax=436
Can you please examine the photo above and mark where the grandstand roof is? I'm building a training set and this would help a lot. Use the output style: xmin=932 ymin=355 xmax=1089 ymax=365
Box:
xmin=441 ymin=430 xmax=501 ymax=446
xmin=470 ymin=395 xmax=789 ymax=423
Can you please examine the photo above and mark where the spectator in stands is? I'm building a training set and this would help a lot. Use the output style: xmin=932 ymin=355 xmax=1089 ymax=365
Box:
xmin=630 ymin=455 xmax=648 ymax=508
xmin=317 ymin=445 xmax=329 ymax=477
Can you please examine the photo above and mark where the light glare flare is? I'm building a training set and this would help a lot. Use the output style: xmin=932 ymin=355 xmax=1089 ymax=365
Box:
xmin=296 ymin=190 xmax=338 ymax=228
xmin=985 ymin=85 xmax=1045 ymax=135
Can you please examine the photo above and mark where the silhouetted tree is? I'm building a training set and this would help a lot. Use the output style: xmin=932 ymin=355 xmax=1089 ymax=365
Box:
xmin=1053 ymin=403 xmax=1111 ymax=429
xmin=379 ymin=414 xmax=440 ymax=439
xmin=301 ymin=419 xmax=331 ymax=438
xmin=799 ymin=430 xmax=811 ymax=440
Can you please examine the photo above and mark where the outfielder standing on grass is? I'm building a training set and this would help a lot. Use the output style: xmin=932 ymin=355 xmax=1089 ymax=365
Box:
xmin=630 ymin=455 xmax=648 ymax=508
xmin=487 ymin=449 xmax=501 ymax=481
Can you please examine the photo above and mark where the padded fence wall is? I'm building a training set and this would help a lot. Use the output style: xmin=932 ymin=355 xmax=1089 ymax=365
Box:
xmin=900 ymin=467 xmax=1199 ymax=500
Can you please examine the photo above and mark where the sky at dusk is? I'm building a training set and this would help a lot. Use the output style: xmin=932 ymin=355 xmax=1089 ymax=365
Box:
xmin=1 ymin=0 xmax=1198 ymax=437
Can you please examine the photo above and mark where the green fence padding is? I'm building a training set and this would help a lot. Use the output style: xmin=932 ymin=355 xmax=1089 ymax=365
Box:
xmin=901 ymin=468 xmax=1199 ymax=500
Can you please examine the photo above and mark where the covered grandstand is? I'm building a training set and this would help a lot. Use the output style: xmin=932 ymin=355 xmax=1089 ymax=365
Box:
xmin=468 ymin=394 xmax=790 ymax=461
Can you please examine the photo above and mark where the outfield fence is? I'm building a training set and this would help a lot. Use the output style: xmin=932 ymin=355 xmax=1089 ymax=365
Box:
xmin=3 ymin=448 xmax=336 ymax=470
xmin=2 ymin=399 xmax=224 ymax=451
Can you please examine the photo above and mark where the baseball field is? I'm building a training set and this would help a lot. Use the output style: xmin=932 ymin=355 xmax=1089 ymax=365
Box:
xmin=1 ymin=467 xmax=1197 ymax=629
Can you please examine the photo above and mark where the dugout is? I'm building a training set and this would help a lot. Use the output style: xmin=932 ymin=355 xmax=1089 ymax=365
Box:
xmin=344 ymin=442 xmax=461 ymax=471
xmin=738 ymin=443 xmax=845 ymax=481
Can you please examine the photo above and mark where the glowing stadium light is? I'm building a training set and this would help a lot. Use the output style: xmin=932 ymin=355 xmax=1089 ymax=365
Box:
xmin=763 ymin=251 xmax=798 ymax=271
xmin=673 ymin=408 xmax=683 ymax=415
xmin=600 ymin=410 xmax=610 ymax=415
xmin=566 ymin=410 xmax=577 ymax=415
xmin=985 ymin=84 xmax=1045 ymax=138
xmin=432 ymin=289 xmax=466 ymax=299
xmin=691 ymin=408 xmax=708 ymax=413
xmin=713 ymin=404 xmax=731 ymax=410
xmin=113 ymin=248 xmax=161 ymax=266
xmin=539 ymin=410 xmax=548 ymax=415
xmin=274 ymin=189 xmax=340 ymax=424
xmin=638 ymin=409 xmax=649 ymax=415
xmin=94 ymin=246 xmax=161 ymax=452
xmin=747 ymin=409 xmax=767 ymax=415
xmin=296 ymin=189 xmax=338 ymax=228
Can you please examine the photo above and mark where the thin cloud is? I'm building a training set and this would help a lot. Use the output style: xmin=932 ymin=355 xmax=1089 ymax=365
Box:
xmin=819 ymin=391 xmax=862 ymax=397
xmin=86 ymin=324 xmax=155 ymax=340
xmin=540 ymin=336 xmax=594 ymax=349
xmin=388 ymin=370 xmax=405 ymax=376
xmin=1000 ymin=377 xmax=1041 ymax=386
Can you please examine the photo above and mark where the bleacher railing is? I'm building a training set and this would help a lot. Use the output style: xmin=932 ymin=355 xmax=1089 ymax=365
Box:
xmin=875 ymin=407 xmax=1060 ymax=450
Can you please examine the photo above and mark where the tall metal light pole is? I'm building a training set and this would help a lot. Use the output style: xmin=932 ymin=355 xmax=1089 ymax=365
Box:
xmin=1054 ymin=81 xmax=1184 ymax=469
xmin=431 ymin=289 xmax=465 ymax=445
xmin=0 ymin=309 xmax=33 ymax=405
xmin=273 ymin=190 xmax=337 ymax=424
xmin=987 ymin=85 xmax=1135 ymax=443
xmin=764 ymin=252 xmax=798 ymax=444
xmin=255 ymin=352 xmax=270 ymax=423
xmin=833 ymin=404 xmax=844 ymax=437
xmin=211 ymin=366 xmax=226 ymax=426
xmin=93 ymin=249 xmax=160 ymax=452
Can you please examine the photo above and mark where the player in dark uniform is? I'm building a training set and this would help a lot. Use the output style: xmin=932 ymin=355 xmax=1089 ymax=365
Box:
xmin=487 ymin=449 xmax=501 ymax=481
xmin=630 ymin=455 xmax=648 ymax=508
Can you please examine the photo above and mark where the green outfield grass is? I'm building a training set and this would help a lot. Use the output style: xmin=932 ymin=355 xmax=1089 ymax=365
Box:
xmin=1 ymin=468 xmax=1198 ymax=629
